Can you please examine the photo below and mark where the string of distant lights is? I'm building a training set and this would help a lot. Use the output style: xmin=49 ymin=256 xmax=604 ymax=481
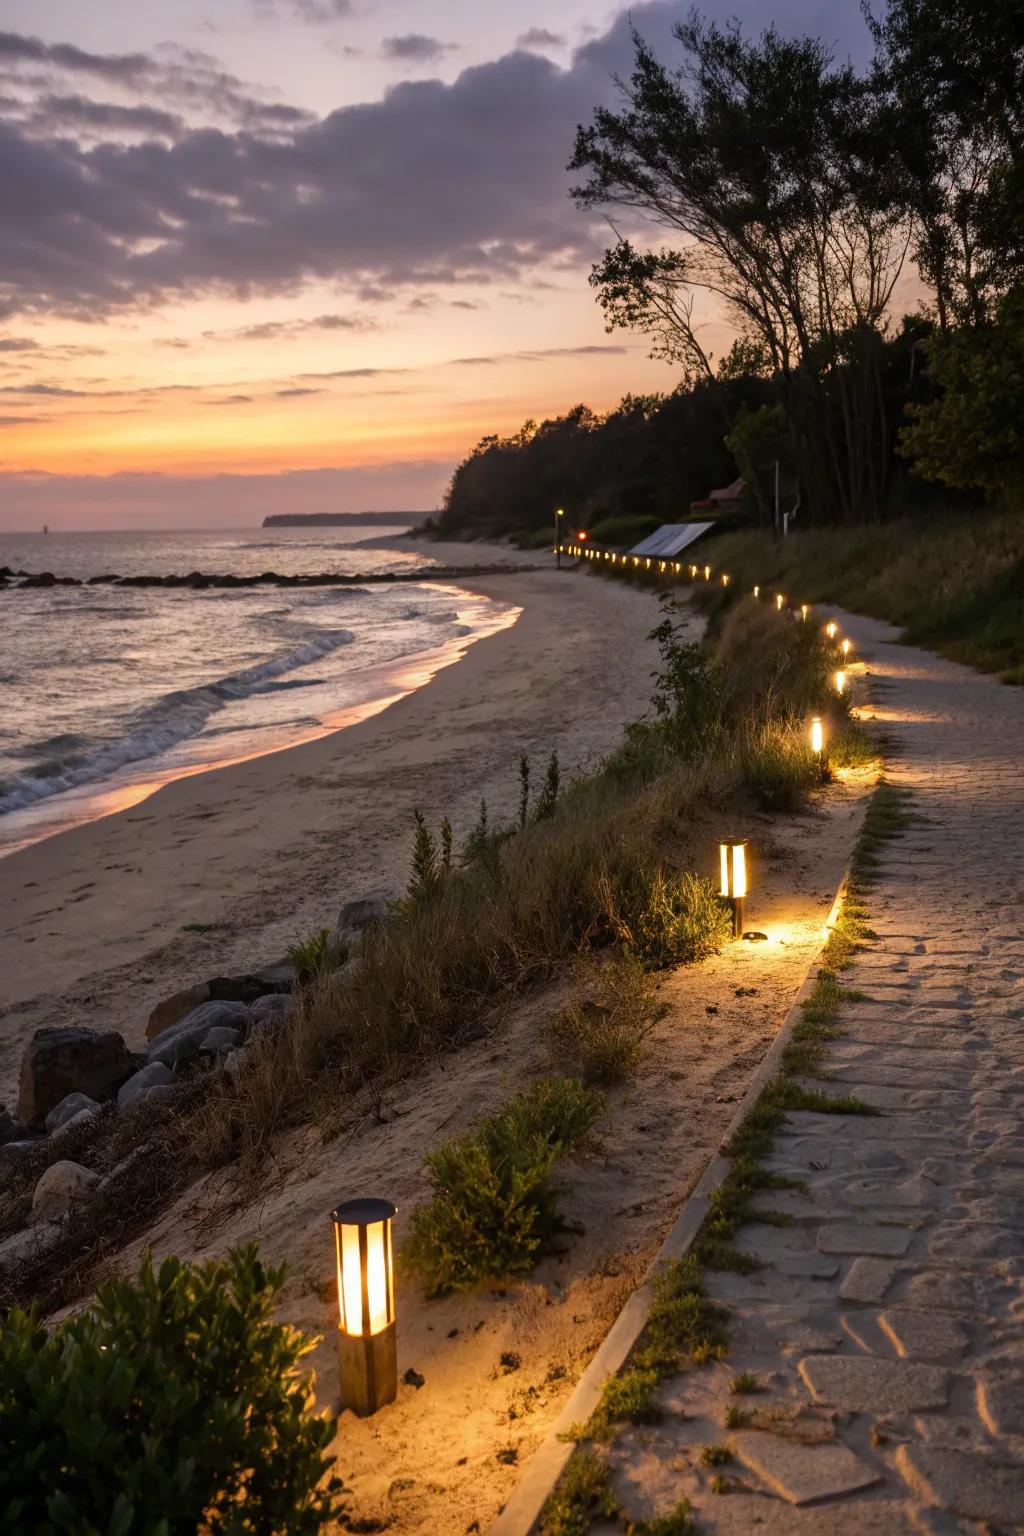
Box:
xmin=555 ymin=538 xmax=854 ymax=701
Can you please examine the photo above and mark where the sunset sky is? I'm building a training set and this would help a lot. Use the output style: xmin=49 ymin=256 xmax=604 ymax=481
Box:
xmin=0 ymin=1 xmax=872 ymax=528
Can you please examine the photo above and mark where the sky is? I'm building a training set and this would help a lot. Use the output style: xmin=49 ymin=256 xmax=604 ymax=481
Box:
xmin=0 ymin=0 xmax=874 ymax=529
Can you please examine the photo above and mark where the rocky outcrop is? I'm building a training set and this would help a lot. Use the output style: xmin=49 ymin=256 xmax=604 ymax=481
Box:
xmin=18 ymin=1028 xmax=137 ymax=1129
xmin=146 ymin=966 xmax=292 ymax=1041
xmin=145 ymin=1000 xmax=250 ymax=1068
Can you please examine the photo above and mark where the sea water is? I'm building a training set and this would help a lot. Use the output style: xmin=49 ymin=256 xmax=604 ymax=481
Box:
xmin=0 ymin=526 xmax=513 ymax=855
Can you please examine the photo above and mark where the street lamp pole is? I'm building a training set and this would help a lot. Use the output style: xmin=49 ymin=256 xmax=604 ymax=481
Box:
xmin=554 ymin=507 xmax=564 ymax=569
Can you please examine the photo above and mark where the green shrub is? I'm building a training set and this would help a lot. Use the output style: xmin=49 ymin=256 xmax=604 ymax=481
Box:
xmin=739 ymin=721 xmax=820 ymax=811
xmin=405 ymin=1077 xmax=602 ymax=1295
xmin=548 ymin=954 xmax=667 ymax=1085
xmin=539 ymin=1447 xmax=619 ymax=1536
xmin=606 ymin=867 xmax=731 ymax=969
xmin=0 ymin=1245 xmax=342 ymax=1535
xmin=287 ymin=927 xmax=334 ymax=985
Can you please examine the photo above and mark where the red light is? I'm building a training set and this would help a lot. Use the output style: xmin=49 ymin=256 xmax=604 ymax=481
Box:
xmin=577 ymin=530 xmax=588 ymax=540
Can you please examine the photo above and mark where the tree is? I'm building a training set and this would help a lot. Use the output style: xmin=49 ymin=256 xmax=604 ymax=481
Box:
xmin=899 ymin=286 xmax=1024 ymax=496
xmin=571 ymin=17 xmax=911 ymax=524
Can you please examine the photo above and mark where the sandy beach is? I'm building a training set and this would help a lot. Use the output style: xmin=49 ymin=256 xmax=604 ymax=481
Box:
xmin=0 ymin=544 xmax=663 ymax=1106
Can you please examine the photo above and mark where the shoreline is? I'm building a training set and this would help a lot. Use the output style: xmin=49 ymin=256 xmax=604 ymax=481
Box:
xmin=0 ymin=581 xmax=521 ymax=859
xmin=0 ymin=548 xmax=661 ymax=1105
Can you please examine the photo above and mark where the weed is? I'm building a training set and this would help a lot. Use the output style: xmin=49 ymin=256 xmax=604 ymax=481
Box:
xmin=730 ymin=1372 xmax=762 ymax=1396
xmin=709 ymin=1474 xmax=729 ymax=1495
xmin=607 ymin=868 xmax=732 ymax=970
xmin=519 ymin=753 xmax=531 ymax=830
xmin=181 ymin=921 xmax=222 ymax=934
xmin=625 ymin=1505 xmax=695 ymax=1535
xmin=548 ymin=953 xmax=667 ymax=1085
xmin=538 ymin=1447 xmax=619 ymax=1536
xmin=724 ymin=1405 xmax=750 ymax=1429
xmin=536 ymin=751 xmax=561 ymax=820
xmin=701 ymin=1444 xmax=733 ymax=1467
xmin=287 ymin=928 xmax=334 ymax=986
xmin=404 ymin=1077 xmax=602 ymax=1296
xmin=590 ymin=1367 xmax=663 ymax=1438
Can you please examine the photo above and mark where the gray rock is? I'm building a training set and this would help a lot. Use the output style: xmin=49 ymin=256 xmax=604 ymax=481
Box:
xmin=142 ymin=1083 xmax=174 ymax=1108
xmin=44 ymin=1092 xmax=101 ymax=1134
xmin=0 ymin=1219 xmax=63 ymax=1273
xmin=0 ymin=1139 xmax=42 ymax=1178
xmin=54 ymin=1107 xmax=104 ymax=1140
xmin=0 ymin=1105 xmax=21 ymax=1145
xmin=338 ymin=894 xmax=390 ymax=932
xmin=223 ymin=1046 xmax=253 ymax=1078
xmin=31 ymin=1159 xmax=99 ymax=1221
xmin=146 ymin=1000 xmax=249 ymax=1068
xmin=118 ymin=1061 xmax=173 ymax=1111
xmin=734 ymin=1432 xmax=881 ymax=1506
xmin=207 ymin=973 xmax=274 ymax=1005
xmin=250 ymin=993 xmax=292 ymax=1035
xmin=251 ymin=961 xmax=293 ymax=993
xmin=18 ymin=1027 xmax=137 ymax=1128
xmin=146 ymin=981 xmax=210 ymax=1041
xmin=200 ymin=1025 xmax=242 ymax=1053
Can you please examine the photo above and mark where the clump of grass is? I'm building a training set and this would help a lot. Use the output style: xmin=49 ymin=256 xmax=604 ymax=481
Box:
xmin=548 ymin=954 xmax=668 ymax=1085
xmin=739 ymin=720 xmax=820 ymax=811
xmin=404 ymin=1077 xmax=602 ymax=1296
xmin=724 ymin=1404 xmax=750 ymax=1429
xmin=590 ymin=1367 xmax=663 ymax=1438
xmin=538 ymin=1447 xmax=619 ymax=1536
xmin=701 ymin=1444 xmax=733 ymax=1467
xmin=286 ymin=927 xmax=334 ymax=986
xmin=606 ymin=867 xmax=732 ymax=969
xmin=709 ymin=1474 xmax=729 ymax=1495
xmin=730 ymin=1372 xmax=762 ymax=1396
xmin=625 ymin=1505 xmax=695 ymax=1535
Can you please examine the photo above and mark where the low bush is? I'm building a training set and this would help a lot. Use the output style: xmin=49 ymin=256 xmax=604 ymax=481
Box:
xmin=605 ymin=867 xmax=731 ymax=969
xmin=287 ymin=927 xmax=334 ymax=986
xmin=0 ymin=1245 xmax=342 ymax=1535
xmin=404 ymin=1077 xmax=602 ymax=1296
xmin=548 ymin=954 xmax=668 ymax=1085
xmin=739 ymin=720 xmax=820 ymax=811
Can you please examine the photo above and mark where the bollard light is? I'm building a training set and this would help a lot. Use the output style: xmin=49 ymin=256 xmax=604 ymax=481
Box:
xmin=775 ymin=594 xmax=785 ymax=611
xmin=719 ymin=839 xmax=748 ymax=939
xmin=333 ymin=1197 xmax=398 ymax=1417
xmin=825 ymin=620 xmax=837 ymax=640
xmin=722 ymin=573 xmax=730 ymax=587
xmin=800 ymin=604 xmax=808 ymax=621
xmin=689 ymin=564 xmax=697 ymax=578
xmin=646 ymin=557 xmax=652 ymax=569
xmin=834 ymin=669 xmax=846 ymax=695
xmin=841 ymin=638 xmax=851 ymax=658
xmin=753 ymin=585 xmax=760 ymax=599
xmin=704 ymin=564 xmax=711 ymax=580
xmin=810 ymin=716 xmax=824 ymax=755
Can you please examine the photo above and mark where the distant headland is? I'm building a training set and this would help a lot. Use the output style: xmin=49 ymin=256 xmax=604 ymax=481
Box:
xmin=261 ymin=511 xmax=430 ymax=527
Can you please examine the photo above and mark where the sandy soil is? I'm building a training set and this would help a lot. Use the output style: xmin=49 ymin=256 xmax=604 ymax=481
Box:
xmin=116 ymin=764 xmax=874 ymax=1536
xmin=0 ymin=543 xmax=658 ymax=1108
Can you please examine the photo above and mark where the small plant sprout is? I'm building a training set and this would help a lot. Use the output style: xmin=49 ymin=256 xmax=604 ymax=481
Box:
xmin=729 ymin=1371 xmax=762 ymax=1395
xmin=518 ymin=753 xmax=531 ymax=830
xmin=719 ymin=839 xmax=748 ymax=939
xmin=333 ymin=1198 xmax=398 ymax=1417
xmin=701 ymin=1444 xmax=733 ymax=1467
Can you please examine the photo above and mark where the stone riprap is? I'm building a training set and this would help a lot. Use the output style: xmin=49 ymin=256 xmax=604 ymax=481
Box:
xmin=601 ymin=613 xmax=1024 ymax=1532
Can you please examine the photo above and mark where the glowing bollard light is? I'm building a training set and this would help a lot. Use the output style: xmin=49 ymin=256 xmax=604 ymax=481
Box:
xmin=800 ymin=604 xmax=808 ymax=621
xmin=753 ymin=585 xmax=760 ymax=599
xmin=722 ymin=573 xmax=730 ymax=588
xmin=689 ymin=564 xmax=697 ymax=578
xmin=674 ymin=562 xmax=681 ymax=574
xmin=841 ymin=638 xmax=851 ymax=658
xmin=825 ymin=620 xmax=838 ymax=640
xmin=659 ymin=560 xmax=666 ymax=573
xmin=646 ymin=558 xmax=652 ymax=569
xmin=704 ymin=565 xmax=711 ymax=581
xmin=720 ymin=839 xmax=748 ymax=939
xmin=775 ymin=594 xmax=785 ymax=611
xmin=834 ymin=669 xmax=846 ymax=695
xmin=334 ymin=1197 xmax=398 ymax=1417
xmin=810 ymin=715 xmax=828 ymax=781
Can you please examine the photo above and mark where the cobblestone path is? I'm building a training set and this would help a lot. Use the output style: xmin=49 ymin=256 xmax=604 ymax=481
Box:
xmin=607 ymin=614 xmax=1024 ymax=1533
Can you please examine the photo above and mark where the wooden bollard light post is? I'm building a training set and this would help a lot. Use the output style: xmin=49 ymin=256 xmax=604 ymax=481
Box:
xmin=811 ymin=715 xmax=828 ymax=780
xmin=753 ymin=585 xmax=760 ymax=599
xmin=825 ymin=620 xmax=837 ymax=640
xmin=841 ymin=638 xmax=851 ymax=658
xmin=834 ymin=669 xmax=846 ymax=695
xmin=720 ymin=839 xmax=748 ymax=939
xmin=333 ymin=1197 xmax=398 ymax=1417
xmin=775 ymin=593 xmax=785 ymax=611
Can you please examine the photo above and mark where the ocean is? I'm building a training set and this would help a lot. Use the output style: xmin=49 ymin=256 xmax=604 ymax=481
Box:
xmin=0 ymin=526 xmax=515 ymax=856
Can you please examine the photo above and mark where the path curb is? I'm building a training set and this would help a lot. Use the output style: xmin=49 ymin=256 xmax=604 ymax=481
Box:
xmin=489 ymin=876 xmax=850 ymax=1535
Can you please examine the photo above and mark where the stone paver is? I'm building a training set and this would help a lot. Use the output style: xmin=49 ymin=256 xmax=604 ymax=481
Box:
xmin=602 ymin=614 xmax=1024 ymax=1531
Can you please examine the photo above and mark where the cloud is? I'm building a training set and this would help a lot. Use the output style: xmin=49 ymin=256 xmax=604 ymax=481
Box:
xmin=0 ymin=412 xmax=46 ymax=425
xmin=250 ymin=0 xmax=353 ymax=21
xmin=516 ymin=29 xmax=565 ymax=50
xmin=210 ymin=393 xmax=253 ymax=404
xmin=275 ymin=385 xmax=324 ymax=396
xmin=381 ymin=35 xmax=459 ymax=64
xmin=206 ymin=312 xmax=374 ymax=342
xmin=32 ymin=95 xmax=183 ymax=138
xmin=0 ymin=338 xmax=38 ymax=352
xmin=449 ymin=344 xmax=628 ymax=366
xmin=0 ymin=6 xmax=871 ymax=322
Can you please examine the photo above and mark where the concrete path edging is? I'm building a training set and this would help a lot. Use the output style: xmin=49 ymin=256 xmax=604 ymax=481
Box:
xmin=490 ymin=878 xmax=851 ymax=1535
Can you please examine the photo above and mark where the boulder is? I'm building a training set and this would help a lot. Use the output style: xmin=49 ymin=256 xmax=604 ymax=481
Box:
xmin=146 ymin=982 xmax=210 ymax=1041
xmin=141 ymin=1083 xmax=174 ymax=1109
xmin=146 ymin=1000 xmax=249 ymax=1068
xmin=200 ymin=1025 xmax=243 ymax=1054
xmin=207 ymin=972 xmax=287 ymax=1005
xmin=18 ymin=1028 xmax=137 ymax=1129
xmin=334 ymin=894 xmax=390 ymax=955
xmin=44 ymin=1092 xmax=101 ymax=1134
xmin=250 ymin=961 xmax=293 ymax=993
xmin=54 ymin=1107 xmax=104 ymax=1140
xmin=0 ymin=1140 xmax=41 ymax=1179
xmin=31 ymin=1160 xmax=99 ymax=1221
xmin=250 ymin=993 xmax=293 ymax=1036
xmin=0 ymin=1220 xmax=63 ymax=1273
xmin=118 ymin=1061 xmax=173 ymax=1112
xmin=223 ymin=1046 xmax=253 ymax=1078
